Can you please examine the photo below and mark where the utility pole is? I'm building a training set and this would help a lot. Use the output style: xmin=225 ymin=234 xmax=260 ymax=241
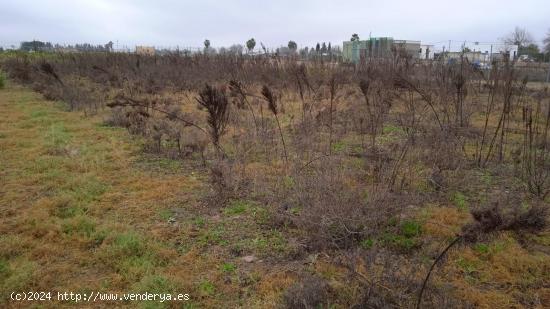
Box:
xmin=488 ymin=44 xmax=493 ymax=80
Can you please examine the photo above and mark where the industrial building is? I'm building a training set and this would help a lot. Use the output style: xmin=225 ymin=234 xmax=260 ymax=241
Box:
xmin=394 ymin=39 xmax=421 ymax=58
xmin=442 ymin=43 xmax=518 ymax=64
xmin=342 ymin=37 xmax=432 ymax=63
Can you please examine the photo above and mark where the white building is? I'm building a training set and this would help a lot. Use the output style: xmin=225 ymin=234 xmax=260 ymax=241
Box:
xmin=419 ymin=44 xmax=434 ymax=60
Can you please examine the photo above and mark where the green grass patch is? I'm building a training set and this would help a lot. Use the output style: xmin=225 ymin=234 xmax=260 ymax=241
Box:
xmin=60 ymin=217 xmax=108 ymax=247
xmin=251 ymin=206 xmax=270 ymax=225
xmin=480 ymin=171 xmax=493 ymax=185
xmin=158 ymin=209 xmax=173 ymax=221
xmin=193 ymin=216 xmax=206 ymax=227
xmin=0 ymin=259 xmax=36 ymax=301
xmin=383 ymin=124 xmax=404 ymax=134
xmin=30 ymin=155 xmax=66 ymax=174
xmin=0 ymin=258 xmax=10 ymax=277
xmin=220 ymin=262 xmax=236 ymax=273
xmin=99 ymin=231 xmax=161 ymax=282
xmin=30 ymin=109 xmax=48 ymax=118
xmin=473 ymin=243 xmax=489 ymax=255
xmin=473 ymin=241 xmax=506 ymax=259
xmin=331 ymin=140 xmax=346 ymax=153
xmin=283 ymin=176 xmax=295 ymax=189
xmin=118 ymin=256 xmax=157 ymax=283
xmin=50 ymin=195 xmax=82 ymax=218
xmin=113 ymin=232 xmax=147 ymax=257
xmin=246 ymin=230 xmax=288 ymax=256
xmin=197 ymin=225 xmax=227 ymax=247
xmin=456 ymin=257 xmax=479 ymax=282
xmin=378 ymin=219 xmax=423 ymax=251
xmin=134 ymin=274 xmax=176 ymax=294
xmin=224 ymin=200 xmax=254 ymax=216
xmin=45 ymin=123 xmax=71 ymax=151
xmin=452 ymin=191 xmax=469 ymax=211
xmin=63 ymin=175 xmax=108 ymax=205
xmin=61 ymin=215 xmax=96 ymax=238
xmin=90 ymin=229 xmax=109 ymax=248
xmin=401 ymin=220 xmax=422 ymax=238
xmin=381 ymin=233 xmax=418 ymax=251
xmin=198 ymin=280 xmax=215 ymax=296
xmin=360 ymin=238 xmax=375 ymax=249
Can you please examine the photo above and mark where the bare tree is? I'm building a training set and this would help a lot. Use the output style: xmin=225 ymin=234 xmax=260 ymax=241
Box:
xmin=502 ymin=26 xmax=534 ymax=48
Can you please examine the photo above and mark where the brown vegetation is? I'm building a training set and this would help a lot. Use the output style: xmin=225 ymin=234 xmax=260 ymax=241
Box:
xmin=1 ymin=51 xmax=549 ymax=307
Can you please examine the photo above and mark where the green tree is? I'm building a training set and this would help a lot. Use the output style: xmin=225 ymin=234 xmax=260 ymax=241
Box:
xmin=105 ymin=41 xmax=114 ymax=52
xmin=204 ymin=39 xmax=211 ymax=50
xmin=20 ymin=40 xmax=49 ymax=52
xmin=519 ymin=43 xmax=542 ymax=60
xmin=315 ymin=43 xmax=320 ymax=53
xmin=350 ymin=33 xmax=360 ymax=42
xmin=246 ymin=38 xmax=256 ymax=53
xmin=543 ymin=28 xmax=550 ymax=55
xmin=288 ymin=40 xmax=297 ymax=52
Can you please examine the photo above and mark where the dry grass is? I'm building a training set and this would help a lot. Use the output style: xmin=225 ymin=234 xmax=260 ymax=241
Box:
xmin=0 ymin=85 xmax=300 ymax=308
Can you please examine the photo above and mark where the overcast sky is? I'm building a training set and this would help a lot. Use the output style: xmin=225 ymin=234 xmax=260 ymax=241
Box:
xmin=2 ymin=0 xmax=549 ymax=51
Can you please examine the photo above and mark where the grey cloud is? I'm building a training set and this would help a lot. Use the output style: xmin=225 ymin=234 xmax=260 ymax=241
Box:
xmin=1 ymin=0 xmax=549 ymax=50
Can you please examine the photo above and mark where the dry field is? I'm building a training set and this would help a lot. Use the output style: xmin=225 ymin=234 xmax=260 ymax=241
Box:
xmin=0 ymin=52 xmax=549 ymax=308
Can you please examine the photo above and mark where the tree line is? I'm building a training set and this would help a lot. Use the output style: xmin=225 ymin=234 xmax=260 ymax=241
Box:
xmin=17 ymin=40 xmax=114 ymax=52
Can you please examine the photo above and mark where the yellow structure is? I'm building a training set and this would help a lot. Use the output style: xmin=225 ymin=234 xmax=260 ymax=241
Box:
xmin=135 ymin=46 xmax=155 ymax=56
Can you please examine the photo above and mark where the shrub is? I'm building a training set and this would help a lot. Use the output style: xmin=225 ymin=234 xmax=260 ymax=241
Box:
xmin=283 ymin=274 xmax=330 ymax=309
xmin=196 ymin=83 xmax=230 ymax=154
xmin=463 ymin=200 xmax=548 ymax=242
